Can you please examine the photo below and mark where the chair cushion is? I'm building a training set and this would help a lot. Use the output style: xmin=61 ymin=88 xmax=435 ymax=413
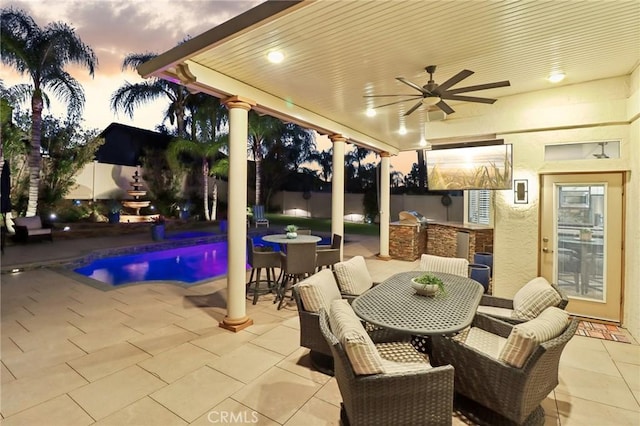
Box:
xmin=376 ymin=341 xmax=431 ymax=373
xmin=512 ymin=277 xmax=562 ymax=320
xmin=14 ymin=216 xmax=43 ymax=230
xmin=297 ymin=269 xmax=342 ymax=313
xmin=329 ymin=299 xmax=384 ymax=375
xmin=476 ymin=305 xmax=514 ymax=319
xmin=334 ymin=256 xmax=373 ymax=295
xmin=454 ymin=327 xmax=508 ymax=359
xmin=420 ymin=254 xmax=469 ymax=277
xmin=499 ymin=307 xmax=569 ymax=368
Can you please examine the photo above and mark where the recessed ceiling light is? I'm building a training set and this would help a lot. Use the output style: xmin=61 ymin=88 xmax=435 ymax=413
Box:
xmin=547 ymin=71 xmax=565 ymax=83
xmin=366 ymin=108 xmax=376 ymax=117
xmin=267 ymin=50 xmax=285 ymax=64
xmin=399 ymin=125 xmax=407 ymax=135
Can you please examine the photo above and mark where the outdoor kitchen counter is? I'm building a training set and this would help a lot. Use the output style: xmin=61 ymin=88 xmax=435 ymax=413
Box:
xmin=426 ymin=222 xmax=494 ymax=262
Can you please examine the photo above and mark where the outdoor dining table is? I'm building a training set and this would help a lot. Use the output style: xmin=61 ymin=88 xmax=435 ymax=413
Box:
xmin=352 ymin=271 xmax=484 ymax=336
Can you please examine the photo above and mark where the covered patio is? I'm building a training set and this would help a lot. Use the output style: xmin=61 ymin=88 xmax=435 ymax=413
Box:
xmin=138 ymin=0 xmax=639 ymax=338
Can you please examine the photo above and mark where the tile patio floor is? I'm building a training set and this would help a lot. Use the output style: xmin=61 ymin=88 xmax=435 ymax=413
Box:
xmin=0 ymin=233 xmax=638 ymax=425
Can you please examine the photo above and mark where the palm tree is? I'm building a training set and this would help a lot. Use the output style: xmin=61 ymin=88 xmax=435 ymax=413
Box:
xmin=110 ymin=53 xmax=191 ymax=138
xmin=309 ymin=148 xmax=333 ymax=182
xmin=247 ymin=111 xmax=283 ymax=207
xmin=166 ymin=94 xmax=228 ymax=221
xmin=1 ymin=8 xmax=97 ymax=216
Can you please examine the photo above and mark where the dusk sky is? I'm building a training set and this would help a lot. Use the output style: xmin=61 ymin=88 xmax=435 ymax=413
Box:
xmin=1 ymin=0 xmax=415 ymax=174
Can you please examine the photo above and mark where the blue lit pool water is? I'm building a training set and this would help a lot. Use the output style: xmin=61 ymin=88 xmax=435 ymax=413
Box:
xmin=73 ymin=235 xmax=330 ymax=286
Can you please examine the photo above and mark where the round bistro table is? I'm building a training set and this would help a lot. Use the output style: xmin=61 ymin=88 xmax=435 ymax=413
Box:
xmin=262 ymin=234 xmax=322 ymax=245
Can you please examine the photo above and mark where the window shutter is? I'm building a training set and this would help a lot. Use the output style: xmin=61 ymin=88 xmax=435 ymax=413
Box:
xmin=468 ymin=190 xmax=491 ymax=225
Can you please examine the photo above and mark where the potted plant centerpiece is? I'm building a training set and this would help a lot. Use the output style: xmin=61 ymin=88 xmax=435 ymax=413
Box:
xmin=285 ymin=224 xmax=298 ymax=239
xmin=411 ymin=273 xmax=445 ymax=297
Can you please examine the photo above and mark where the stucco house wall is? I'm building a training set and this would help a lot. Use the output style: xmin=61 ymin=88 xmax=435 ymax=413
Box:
xmin=427 ymin=71 xmax=639 ymax=339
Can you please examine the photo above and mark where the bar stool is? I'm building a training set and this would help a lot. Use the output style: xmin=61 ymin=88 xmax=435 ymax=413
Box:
xmin=276 ymin=242 xmax=317 ymax=310
xmin=246 ymin=238 xmax=281 ymax=304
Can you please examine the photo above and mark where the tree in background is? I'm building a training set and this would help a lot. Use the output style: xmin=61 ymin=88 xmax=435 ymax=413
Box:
xmin=111 ymin=53 xmax=191 ymax=138
xmin=38 ymin=116 xmax=103 ymax=213
xmin=309 ymin=148 xmax=333 ymax=184
xmin=0 ymin=7 xmax=97 ymax=217
xmin=166 ymin=94 xmax=228 ymax=221
xmin=247 ymin=111 xmax=283 ymax=207
xmin=260 ymin=122 xmax=316 ymax=209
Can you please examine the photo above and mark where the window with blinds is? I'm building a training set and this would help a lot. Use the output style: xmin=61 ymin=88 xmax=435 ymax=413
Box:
xmin=468 ymin=190 xmax=491 ymax=225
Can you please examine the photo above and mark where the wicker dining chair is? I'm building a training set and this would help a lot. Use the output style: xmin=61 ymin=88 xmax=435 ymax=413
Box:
xmin=477 ymin=276 xmax=569 ymax=324
xmin=291 ymin=269 xmax=342 ymax=374
xmin=420 ymin=254 xmax=469 ymax=277
xmin=319 ymin=307 xmax=455 ymax=426
xmin=430 ymin=311 xmax=579 ymax=425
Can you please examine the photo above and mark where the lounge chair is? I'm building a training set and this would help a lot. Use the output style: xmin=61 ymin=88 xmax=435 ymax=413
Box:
xmin=252 ymin=205 xmax=269 ymax=227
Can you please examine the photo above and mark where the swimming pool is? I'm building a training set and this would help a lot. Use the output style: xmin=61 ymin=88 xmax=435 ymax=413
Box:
xmin=72 ymin=234 xmax=330 ymax=287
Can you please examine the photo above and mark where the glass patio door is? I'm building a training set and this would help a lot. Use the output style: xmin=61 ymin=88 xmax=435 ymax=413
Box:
xmin=539 ymin=173 xmax=624 ymax=322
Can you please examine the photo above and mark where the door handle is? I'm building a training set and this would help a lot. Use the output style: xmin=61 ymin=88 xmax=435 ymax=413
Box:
xmin=542 ymin=247 xmax=554 ymax=253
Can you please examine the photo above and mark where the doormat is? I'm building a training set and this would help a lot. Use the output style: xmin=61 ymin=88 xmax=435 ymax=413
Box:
xmin=576 ymin=320 xmax=632 ymax=343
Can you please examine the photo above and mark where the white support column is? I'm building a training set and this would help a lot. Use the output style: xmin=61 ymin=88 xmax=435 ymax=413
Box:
xmin=378 ymin=152 xmax=391 ymax=260
xmin=220 ymin=96 xmax=255 ymax=332
xmin=330 ymin=134 xmax=346 ymax=259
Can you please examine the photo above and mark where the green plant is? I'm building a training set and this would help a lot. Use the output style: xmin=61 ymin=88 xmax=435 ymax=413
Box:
xmin=413 ymin=273 xmax=445 ymax=293
xmin=109 ymin=199 xmax=122 ymax=214
xmin=285 ymin=224 xmax=298 ymax=233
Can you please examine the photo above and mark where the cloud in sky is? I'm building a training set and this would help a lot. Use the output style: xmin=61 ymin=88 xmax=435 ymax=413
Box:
xmin=2 ymin=0 xmax=416 ymax=174
xmin=2 ymin=0 xmax=262 ymax=130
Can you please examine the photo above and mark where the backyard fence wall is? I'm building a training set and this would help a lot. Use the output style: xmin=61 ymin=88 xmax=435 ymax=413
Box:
xmin=67 ymin=162 xmax=462 ymax=222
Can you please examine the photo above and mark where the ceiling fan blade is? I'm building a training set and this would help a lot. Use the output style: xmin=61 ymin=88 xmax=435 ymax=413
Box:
xmin=435 ymin=100 xmax=455 ymax=115
xmin=374 ymin=98 xmax=424 ymax=109
xmin=404 ymin=101 xmax=423 ymax=116
xmin=441 ymin=94 xmax=497 ymax=104
xmin=445 ymin=80 xmax=511 ymax=95
xmin=396 ymin=77 xmax=429 ymax=94
xmin=363 ymin=94 xmax=423 ymax=98
xmin=436 ymin=69 xmax=474 ymax=92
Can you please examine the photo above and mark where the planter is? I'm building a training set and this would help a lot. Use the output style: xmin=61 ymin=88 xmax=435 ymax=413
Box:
xmin=468 ymin=263 xmax=491 ymax=293
xmin=286 ymin=232 xmax=298 ymax=239
xmin=108 ymin=212 xmax=120 ymax=224
xmin=410 ymin=278 xmax=439 ymax=297
xmin=151 ymin=224 xmax=165 ymax=241
xmin=474 ymin=252 xmax=493 ymax=277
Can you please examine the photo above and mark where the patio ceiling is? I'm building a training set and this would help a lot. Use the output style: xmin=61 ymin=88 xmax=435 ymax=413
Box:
xmin=138 ymin=0 xmax=640 ymax=155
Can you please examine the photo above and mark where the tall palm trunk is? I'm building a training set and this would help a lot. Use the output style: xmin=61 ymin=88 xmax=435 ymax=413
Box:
xmin=255 ymin=154 xmax=262 ymax=206
xmin=211 ymin=178 xmax=218 ymax=221
xmin=26 ymin=93 xmax=43 ymax=217
xmin=202 ymin=158 xmax=210 ymax=221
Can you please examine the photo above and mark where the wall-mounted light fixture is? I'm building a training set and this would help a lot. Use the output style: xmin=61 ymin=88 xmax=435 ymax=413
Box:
xmin=514 ymin=179 xmax=528 ymax=204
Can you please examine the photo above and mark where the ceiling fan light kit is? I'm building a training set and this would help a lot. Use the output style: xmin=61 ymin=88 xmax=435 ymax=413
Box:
xmin=365 ymin=65 xmax=510 ymax=116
